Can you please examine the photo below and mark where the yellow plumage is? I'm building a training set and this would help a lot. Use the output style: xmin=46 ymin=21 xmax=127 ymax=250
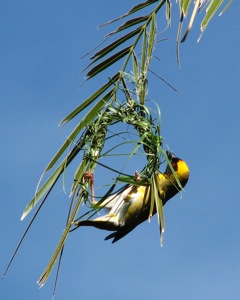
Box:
xmin=74 ymin=151 xmax=190 ymax=243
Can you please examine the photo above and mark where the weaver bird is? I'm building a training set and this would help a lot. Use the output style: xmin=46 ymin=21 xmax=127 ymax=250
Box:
xmin=74 ymin=151 xmax=190 ymax=243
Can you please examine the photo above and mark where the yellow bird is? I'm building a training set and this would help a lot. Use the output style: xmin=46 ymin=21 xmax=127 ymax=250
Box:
xmin=74 ymin=151 xmax=190 ymax=243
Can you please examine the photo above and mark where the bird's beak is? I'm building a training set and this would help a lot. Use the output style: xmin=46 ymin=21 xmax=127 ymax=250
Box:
xmin=166 ymin=151 xmax=176 ymax=160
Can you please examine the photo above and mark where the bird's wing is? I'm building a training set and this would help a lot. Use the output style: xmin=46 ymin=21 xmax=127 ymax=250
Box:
xmin=96 ymin=185 xmax=132 ymax=210
xmin=104 ymin=208 xmax=149 ymax=243
xmin=104 ymin=226 xmax=136 ymax=243
xmin=104 ymin=194 xmax=152 ymax=243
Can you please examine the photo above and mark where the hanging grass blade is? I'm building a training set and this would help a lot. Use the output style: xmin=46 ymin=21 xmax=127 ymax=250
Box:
xmin=148 ymin=183 xmax=154 ymax=220
xmin=179 ymin=0 xmax=192 ymax=17
xmin=121 ymin=77 xmax=132 ymax=102
xmin=176 ymin=12 xmax=184 ymax=66
xmin=198 ymin=0 xmax=223 ymax=41
xmin=37 ymin=194 xmax=84 ymax=287
xmin=181 ymin=0 xmax=201 ymax=42
xmin=153 ymin=172 xmax=165 ymax=246
xmin=21 ymin=162 xmax=66 ymax=220
xmin=176 ymin=0 xmax=192 ymax=63
xmin=3 ymin=185 xmax=55 ymax=278
xmin=165 ymin=0 xmax=172 ymax=28
xmin=70 ymin=160 xmax=87 ymax=196
xmin=162 ymin=151 xmax=183 ymax=189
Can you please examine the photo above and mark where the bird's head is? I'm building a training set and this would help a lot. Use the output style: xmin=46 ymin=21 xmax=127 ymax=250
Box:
xmin=165 ymin=151 xmax=190 ymax=188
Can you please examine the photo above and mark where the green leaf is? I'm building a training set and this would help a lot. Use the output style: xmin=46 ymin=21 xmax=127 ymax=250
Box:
xmin=119 ymin=0 xmax=159 ymax=18
xmin=60 ymin=73 xmax=120 ymax=125
xmin=99 ymin=0 xmax=159 ymax=28
xmin=146 ymin=13 xmax=156 ymax=63
xmin=200 ymin=0 xmax=223 ymax=33
xmin=70 ymin=160 xmax=87 ymax=195
xmin=176 ymin=12 xmax=184 ymax=65
xmin=91 ymin=26 xmax=143 ymax=62
xmin=148 ymin=183 xmax=154 ymax=220
xmin=181 ymin=0 xmax=200 ymax=43
xmin=162 ymin=151 xmax=182 ymax=189
xmin=21 ymin=95 xmax=112 ymax=219
xmin=21 ymin=162 xmax=66 ymax=220
xmin=106 ymin=16 xmax=149 ymax=37
xmin=116 ymin=175 xmax=150 ymax=186
xmin=153 ymin=172 xmax=165 ymax=246
xmin=132 ymin=50 xmax=139 ymax=84
xmin=37 ymin=195 xmax=83 ymax=287
xmin=86 ymin=46 xmax=132 ymax=79
xmin=140 ymin=27 xmax=147 ymax=73
xmin=165 ymin=0 xmax=172 ymax=27
xmin=179 ymin=0 xmax=192 ymax=17
xmin=46 ymin=90 xmax=114 ymax=173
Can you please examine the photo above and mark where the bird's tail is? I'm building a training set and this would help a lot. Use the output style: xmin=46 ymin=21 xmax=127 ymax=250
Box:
xmin=73 ymin=217 xmax=118 ymax=231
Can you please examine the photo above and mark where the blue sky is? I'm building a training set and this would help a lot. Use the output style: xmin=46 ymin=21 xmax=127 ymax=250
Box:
xmin=1 ymin=1 xmax=240 ymax=299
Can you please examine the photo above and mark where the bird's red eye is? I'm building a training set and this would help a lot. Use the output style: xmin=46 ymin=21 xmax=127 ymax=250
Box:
xmin=171 ymin=159 xmax=179 ymax=170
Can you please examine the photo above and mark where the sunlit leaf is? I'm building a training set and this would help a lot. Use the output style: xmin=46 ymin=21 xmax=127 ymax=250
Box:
xmin=148 ymin=183 xmax=154 ymax=220
xmin=179 ymin=0 xmax=192 ymax=17
xmin=165 ymin=0 xmax=172 ymax=27
xmin=200 ymin=0 xmax=223 ymax=33
xmin=21 ymin=163 xmax=65 ymax=220
xmin=140 ymin=27 xmax=147 ymax=73
xmin=181 ymin=0 xmax=200 ymax=42
xmin=132 ymin=50 xmax=139 ymax=83
xmin=176 ymin=12 xmax=184 ymax=65
xmin=146 ymin=13 xmax=156 ymax=63
xmin=153 ymin=172 xmax=165 ymax=246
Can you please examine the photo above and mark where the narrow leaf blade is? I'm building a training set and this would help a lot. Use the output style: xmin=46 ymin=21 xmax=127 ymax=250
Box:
xmin=60 ymin=73 xmax=119 ymax=125
xmin=106 ymin=16 xmax=149 ymax=37
xmin=86 ymin=46 xmax=132 ymax=79
xmin=201 ymin=0 xmax=223 ymax=33
xmin=91 ymin=26 xmax=142 ymax=61
xmin=179 ymin=0 xmax=192 ymax=17
xmin=99 ymin=0 xmax=159 ymax=28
